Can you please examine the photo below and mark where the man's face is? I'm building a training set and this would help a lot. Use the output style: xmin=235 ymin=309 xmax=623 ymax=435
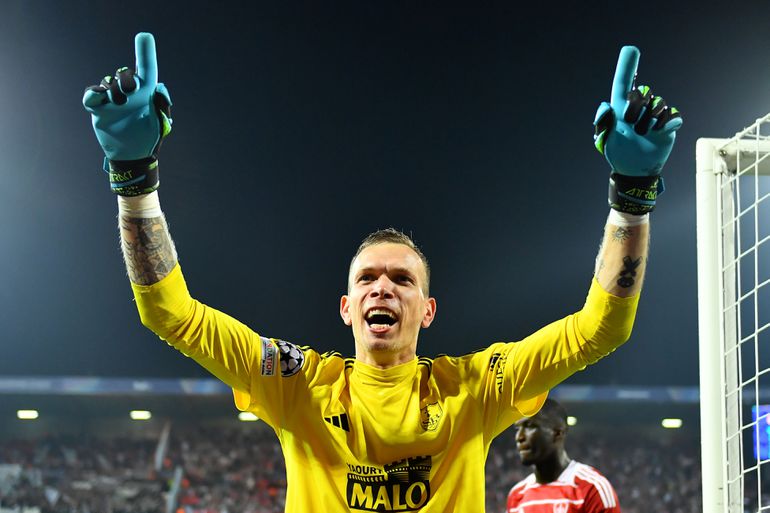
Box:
xmin=340 ymin=243 xmax=436 ymax=360
xmin=514 ymin=416 xmax=560 ymax=466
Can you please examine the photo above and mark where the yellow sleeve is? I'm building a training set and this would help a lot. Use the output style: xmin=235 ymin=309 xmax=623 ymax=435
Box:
xmin=468 ymin=278 xmax=639 ymax=438
xmin=507 ymin=277 xmax=639 ymax=404
xmin=131 ymin=264 xmax=293 ymax=427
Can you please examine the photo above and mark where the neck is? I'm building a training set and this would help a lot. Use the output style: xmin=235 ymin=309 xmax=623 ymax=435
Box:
xmin=355 ymin=344 xmax=416 ymax=369
xmin=534 ymin=450 xmax=571 ymax=484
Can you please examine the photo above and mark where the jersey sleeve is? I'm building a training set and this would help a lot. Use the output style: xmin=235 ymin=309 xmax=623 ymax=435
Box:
xmin=505 ymin=479 xmax=529 ymax=511
xmin=580 ymin=469 xmax=621 ymax=513
xmin=508 ymin=278 xmax=639 ymax=405
xmin=131 ymin=264 xmax=315 ymax=429
xmin=463 ymin=278 xmax=639 ymax=437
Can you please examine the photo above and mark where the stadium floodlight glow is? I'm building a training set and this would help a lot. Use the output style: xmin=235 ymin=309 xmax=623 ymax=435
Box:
xmin=17 ymin=410 xmax=38 ymax=420
xmin=567 ymin=416 xmax=577 ymax=426
xmin=238 ymin=412 xmax=259 ymax=422
xmin=661 ymin=418 xmax=682 ymax=429
xmin=130 ymin=410 xmax=152 ymax=420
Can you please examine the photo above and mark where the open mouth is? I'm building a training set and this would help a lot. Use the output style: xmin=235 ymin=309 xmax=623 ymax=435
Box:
xmin=365 ymin=308 xmax=398 ymax=330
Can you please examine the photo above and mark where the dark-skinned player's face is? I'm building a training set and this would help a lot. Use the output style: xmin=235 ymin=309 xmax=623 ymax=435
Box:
xmin=514 ymin=416 xmax=559 ymax=466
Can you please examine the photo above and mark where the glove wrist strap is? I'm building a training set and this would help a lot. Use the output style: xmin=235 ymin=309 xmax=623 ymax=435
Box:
xmin=608 ymin=173 xmax=663 ymax=215
xmin=103 ymin=157 xmax=159 ymax=197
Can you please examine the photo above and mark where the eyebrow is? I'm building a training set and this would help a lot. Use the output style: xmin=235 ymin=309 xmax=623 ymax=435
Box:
xmin=355 ymin=266 xmax=417 ymax=278
xmin=358 ymin=266 xmax=413 ymax=273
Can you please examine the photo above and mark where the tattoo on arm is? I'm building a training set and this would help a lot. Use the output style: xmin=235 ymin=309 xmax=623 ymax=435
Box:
xmin=120 ymin=216 xmax=178 ymax=285
xmin=612 ymin=227 xmax=632 ymax=244
xmin=617 ymin=256 xmax=642 ymax=288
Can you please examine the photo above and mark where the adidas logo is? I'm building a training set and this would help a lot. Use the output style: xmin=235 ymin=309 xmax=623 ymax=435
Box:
xmin=324 ymin=413 xmax=350 ymax=432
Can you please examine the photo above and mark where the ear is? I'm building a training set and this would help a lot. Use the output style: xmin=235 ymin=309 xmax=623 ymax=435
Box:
xmin=552 ymin=426 xmax=567 ymax=444
xmin=340 ymin=295 xmax=352 ymax=326
xmin=421 ymin=297 xmax=437 ymax=328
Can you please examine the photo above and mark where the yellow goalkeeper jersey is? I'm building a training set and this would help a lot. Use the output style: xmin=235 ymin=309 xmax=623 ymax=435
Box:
xmin=132 ymin=265 xmax=638 ymax=512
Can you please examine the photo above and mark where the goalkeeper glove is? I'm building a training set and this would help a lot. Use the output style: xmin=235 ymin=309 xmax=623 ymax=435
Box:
xmin=82 ymin=32 xmax=172 ymax=196
xmin=593 ymin=46 xmax=682 ymax=215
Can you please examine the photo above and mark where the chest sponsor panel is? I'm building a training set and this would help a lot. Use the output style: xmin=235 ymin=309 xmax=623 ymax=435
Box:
xmin=346 ymin=456 xmax=431 ymax=511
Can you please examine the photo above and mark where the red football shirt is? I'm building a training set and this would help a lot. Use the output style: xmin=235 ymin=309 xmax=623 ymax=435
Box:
xmin=506 ymin=460 xmax=621 ymax=513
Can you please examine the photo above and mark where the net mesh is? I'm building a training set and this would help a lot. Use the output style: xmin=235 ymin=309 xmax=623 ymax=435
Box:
xmin=717 ymin=114 xmax=770 ymax=512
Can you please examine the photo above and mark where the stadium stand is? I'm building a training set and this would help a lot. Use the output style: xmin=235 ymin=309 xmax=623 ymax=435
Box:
xmin=0 ymin=379 xmax=728 ymax=512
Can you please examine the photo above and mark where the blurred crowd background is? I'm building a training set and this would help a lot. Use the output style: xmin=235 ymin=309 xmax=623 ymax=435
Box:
xmin=0 ymin=412 xmax=710 ymax=513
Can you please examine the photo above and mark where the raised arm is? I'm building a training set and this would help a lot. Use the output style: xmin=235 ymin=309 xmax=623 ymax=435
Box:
xmin=83 ymin=32 xmax=176 ymax=285
xmin=497 ymin=47 xmax=683 ymax=414
xmin=81 ymin=34 xmax=268 ymax=409
xmin=591 ymin=45 xmax=681 ymax=297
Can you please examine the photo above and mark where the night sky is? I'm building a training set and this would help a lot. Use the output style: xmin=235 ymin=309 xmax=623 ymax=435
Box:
xmin=2 ymin=1 xmax=769 ymax=385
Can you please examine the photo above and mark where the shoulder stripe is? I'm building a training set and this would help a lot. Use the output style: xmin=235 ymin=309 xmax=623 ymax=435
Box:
xmin=417 ymin=357 xmax=433 ymax=376
xmin=576 ymin=469 xmax=613 ymax=508
xmin=578 ymin=465 xmax=615 ymax=504
xmin=507 ymin=474 xmax=535 ymax=497
xmin=576 ymin=465 xmax=616 ymax=508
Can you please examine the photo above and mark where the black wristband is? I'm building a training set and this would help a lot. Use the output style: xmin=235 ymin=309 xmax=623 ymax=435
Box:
xmin=104 ymin=157 xmax=159 ymax=197
xmin=608 ymin=173 xmax=662 ymax=215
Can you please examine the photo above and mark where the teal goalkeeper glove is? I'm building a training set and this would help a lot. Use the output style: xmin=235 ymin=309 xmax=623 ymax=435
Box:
xmin=82 ymin=33 xmax=172 ymax=196
xmin=593 ymin=46 xmax=682 ymax=214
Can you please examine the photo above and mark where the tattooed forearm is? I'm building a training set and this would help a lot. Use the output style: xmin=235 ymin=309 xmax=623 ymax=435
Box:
xmin=612 ymin=226 xmax=632 ymax=244
xmin=595 ymin=219 xmax=648 ymax=296
xmin=617 ymin=256 xmax=642 ymax=288
xmin=119 ymin=215 xmax=178 ymax=285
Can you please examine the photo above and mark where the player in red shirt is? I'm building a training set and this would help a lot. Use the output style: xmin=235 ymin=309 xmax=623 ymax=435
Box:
xmin=506 ymin=399 xmax=621 ymax=513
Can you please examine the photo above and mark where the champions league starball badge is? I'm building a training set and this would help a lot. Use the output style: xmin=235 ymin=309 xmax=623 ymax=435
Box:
xmin=276 ymin=340 xmax=305 ymax=377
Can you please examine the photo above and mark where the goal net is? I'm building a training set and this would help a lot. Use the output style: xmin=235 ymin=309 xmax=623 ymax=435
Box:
xmin=697 ymin=113 xmax=770 ymax=513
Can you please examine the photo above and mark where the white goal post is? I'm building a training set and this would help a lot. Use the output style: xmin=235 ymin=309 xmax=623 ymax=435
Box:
xmin=697 ymin=113 xmax=770 ymax=513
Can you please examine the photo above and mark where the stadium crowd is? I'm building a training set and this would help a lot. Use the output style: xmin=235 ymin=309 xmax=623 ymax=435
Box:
xmin=0 ymin=420 xmax=715 ymax=512
xmin=0 ymin=424 xmax=286 ymax=513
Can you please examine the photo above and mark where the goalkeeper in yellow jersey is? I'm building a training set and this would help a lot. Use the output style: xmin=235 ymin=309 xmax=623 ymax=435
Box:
xmin=83 ymin=34 xmax=681 ymax=512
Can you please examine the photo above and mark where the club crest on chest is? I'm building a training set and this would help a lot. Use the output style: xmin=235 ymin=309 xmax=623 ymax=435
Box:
xmin=420 ymin=402 xmax=443 ymax=431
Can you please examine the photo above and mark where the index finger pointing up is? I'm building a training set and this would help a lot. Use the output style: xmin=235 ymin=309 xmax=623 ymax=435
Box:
xmin=134 ymin=32 xmax=158 ymax=86
xmin=611 ymin=46 xmax=640 ymax=109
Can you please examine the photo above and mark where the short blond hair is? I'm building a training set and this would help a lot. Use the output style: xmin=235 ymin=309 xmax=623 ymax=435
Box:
xmin=349 ymin=228 xmax=431 ymax=295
